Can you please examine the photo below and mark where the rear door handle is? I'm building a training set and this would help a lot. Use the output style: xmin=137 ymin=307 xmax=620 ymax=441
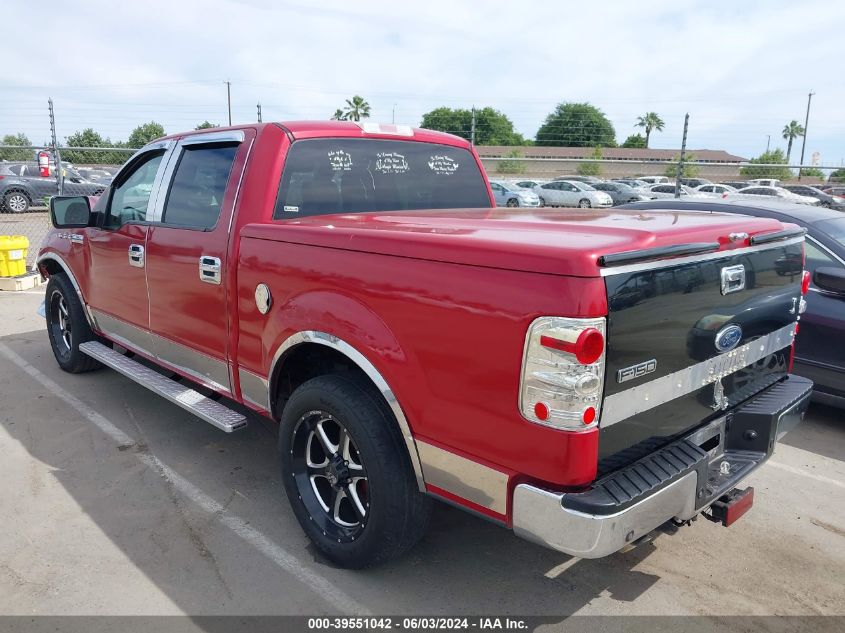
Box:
xmin=199 ymin=256 xmax=222 ymax=285
xmin=128 ymin=244 xmax=145 ymax=268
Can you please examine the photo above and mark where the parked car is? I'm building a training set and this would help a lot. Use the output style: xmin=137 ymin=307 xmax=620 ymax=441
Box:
xmin=636 ymin=175 xmax=671 ymax=184
xmin=782 ymin=184 xmax=845 ymax=209
xmin=513 ymin=179 xmax=546 ymax=190
xmin=695 ymin=184 xmax=739 ymax=197
xmin=591 ymin=181 xmax=652 ymax=205
xmin=0 ymin=162 xmax=105 ymax=213
xmin=826 ymin=186 xmax=845 ymax=199
xmin=77 ymin=168 xmax=116 ymax=185
xmin=736 ymin=186 xmax=819 ymax=205
xmin=489 ymin=180 xmax=540 ymax=207
xmin=679 ymin=178 xmax=712 ymax=188
xmin=39 ymin=120 xmax=811 ymax=568
xmin=619 ymin=197 xmax=845 ymax=407
xmin=533 ymin=179 xmax=613 ymax=207
xmin=748 ymin=178 xmax=781 ymax=187
xmin=645 ymin=183 xmax=704 ymax=199
xmin=721 ymin=181 xmax=750 ymax=190
xmin=551 ymin=175 xmax=602 ymax=184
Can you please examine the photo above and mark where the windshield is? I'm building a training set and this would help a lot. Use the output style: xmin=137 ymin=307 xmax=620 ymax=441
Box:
xmin=814 ymin=218 xmax=845 ymax=248
xmin=573 ymin=182 xmax=596 ymax=191
xmin=273 ymin=138 xmax=491 ymax=219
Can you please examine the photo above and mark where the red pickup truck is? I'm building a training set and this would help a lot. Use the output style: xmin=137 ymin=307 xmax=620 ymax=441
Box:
xmin=38 ymin=121 xmax=812 ymax=568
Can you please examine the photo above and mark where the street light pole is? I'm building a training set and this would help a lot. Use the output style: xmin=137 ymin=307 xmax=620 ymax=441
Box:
xmin=225 ymin=81 xmax=232 ymax=126
xmin=797 ymin=90 xmax=814 ymax=181
xmin=766 ymin=135 xmax=770 ymax=152
xmin=392 ymin=103 xmax=397 ymax=124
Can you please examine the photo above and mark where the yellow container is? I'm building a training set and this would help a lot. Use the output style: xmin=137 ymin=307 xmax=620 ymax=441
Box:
xmin=0 ymin=235 xmax=29 ymax=277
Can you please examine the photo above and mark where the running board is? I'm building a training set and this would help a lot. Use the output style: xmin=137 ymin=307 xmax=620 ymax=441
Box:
xmin=79 ymin=341 xmax=247 ymax=432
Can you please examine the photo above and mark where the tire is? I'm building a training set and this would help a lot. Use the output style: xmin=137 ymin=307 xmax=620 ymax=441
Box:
xmin=506 ymin=198 xmax=518 ymax=207
xmin=578 ymin=198 xmax=591 ymax=208
xmin=45 ymin=273 xmax=101 ymax=373
xmin=538 ymin=197 xmax=546 ymax=206
xmin=279 ymin=374 xmax=432 ymax=568
xmin=3 ymin=190 xmax=30 ymax=213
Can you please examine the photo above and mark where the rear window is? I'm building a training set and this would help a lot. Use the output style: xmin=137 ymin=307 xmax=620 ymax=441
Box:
xmin=814 ymin=218 xmax=845 ymax=248
xmin=273 ymin=138 xmax=490 ymax=220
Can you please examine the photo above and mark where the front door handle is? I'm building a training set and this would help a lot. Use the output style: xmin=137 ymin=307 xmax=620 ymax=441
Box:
xmin=128 ymin=244 xmax=145 ymax=268
xmin=199 ymin=256 xmax=222 ymax=285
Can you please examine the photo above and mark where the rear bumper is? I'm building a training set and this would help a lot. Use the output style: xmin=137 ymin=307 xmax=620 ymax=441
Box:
xmin=512 ymin=374 xmax=812 ymax=558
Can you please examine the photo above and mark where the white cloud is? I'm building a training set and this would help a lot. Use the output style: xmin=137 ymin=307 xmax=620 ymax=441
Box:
xmin=2 ymin=0 xmax=843 ymax=164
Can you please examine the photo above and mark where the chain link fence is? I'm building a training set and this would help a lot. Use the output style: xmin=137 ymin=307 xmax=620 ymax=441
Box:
xmin=0 ymin=145 xmax=133 ymax=267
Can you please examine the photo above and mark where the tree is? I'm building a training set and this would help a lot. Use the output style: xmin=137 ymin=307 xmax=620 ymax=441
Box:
xmin=621 ymin=133 xmax=647 ymax=148
xmin=577 ymin=146 xmax=603 ymax=176
xmin=664 ymin=153 xmax=700 ymax=178
xmin=634 ymin=112 xmax=665 ymax=148
xmin=535 ymin=102 xmax=616 ymax=147
xmin=195 ymin=121 xmax=218 ymax=130
xmin=420 ymin=107 xmax=524 ymax=145
xmin=127 ymin=121 xmax=165 ymax=148
xmin=330 ymin=109 xmax=346 ymax=121
xmin=341 ymin=96 xmax=371 ymax=122
xmin=739 ymin=148 xmax=792 ymax=180
xmin=496 ymin=149 xmax=526 ymax=174
xmin=0 ymin=132 xmax=32 ymax=161
xmin=829 ymin=169 xmax=845 ymax=183
xmin=800 ymin=167 xmax=824 ymax=179
xmin=63 ymin=128 xmax=114 ymax=163
xmin=782 ymin=120 xmax=805 ymax=164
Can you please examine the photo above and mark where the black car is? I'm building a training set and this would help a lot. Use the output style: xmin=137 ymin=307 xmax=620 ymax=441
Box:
xmin=0 ymin=162 xmax=105 ymax=213
xmin=620 ymin=197 xmax=845 ymax=407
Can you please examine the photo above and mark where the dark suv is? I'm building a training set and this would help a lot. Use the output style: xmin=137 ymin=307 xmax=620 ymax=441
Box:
xmin=0 ymin=162 xmax=106 ymax=213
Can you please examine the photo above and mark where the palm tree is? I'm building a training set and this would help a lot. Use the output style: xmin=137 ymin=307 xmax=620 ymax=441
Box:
xmin=634 ymin=112 xmax=665 ymax=148
xmin=782 ymin=120 xmax=805 ymax=164
xmin=342 ymin=95 xmax=371 ymax=122
xmin=330 ymin=109 xmax=346 ymax=121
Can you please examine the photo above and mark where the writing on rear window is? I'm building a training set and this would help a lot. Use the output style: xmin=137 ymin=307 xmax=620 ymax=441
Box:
xmin=273 ymin=138 xmax=490 ymax=219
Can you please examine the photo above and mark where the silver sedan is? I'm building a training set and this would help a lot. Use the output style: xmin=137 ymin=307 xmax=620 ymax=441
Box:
xmin=533 ymin=180 xmax=613 ymax=208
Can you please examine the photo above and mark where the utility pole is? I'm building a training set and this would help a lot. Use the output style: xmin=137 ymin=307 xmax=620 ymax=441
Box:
xmin=225 ymin=81 xmax=232 ymax=126
xmin=766 ymin=135 xmax=771 ymax=152
xmin=392 ymin=103 xmax=397 ymax=124
xmin=674 ymin=113 xmax=690 ymax=199
xmin=797 ymin=90 xmax=814 ymax=181
xmin=470 ymin=106 xmax=476 ymax=145
xmin=48 ymin=98 xmax=63 ymax=196
xmin=257 ymin=102 xmax=262 ymax=123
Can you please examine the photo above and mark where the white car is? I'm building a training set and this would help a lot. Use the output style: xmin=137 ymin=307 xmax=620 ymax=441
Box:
xmin=695 ymin=184 xmax=739 ymax=198
xmin=533 ymin=180 xmax=613 ymax=208
xmin=489 ymin=180 xmax=541 ymax=207
xmin=747 ymin=178 xmax=781 ymax=187
xmin=645 ymin=183 xmax=707 ymax=199
xmin=736 ymin=186 xmax=819 ymax=205
xmin=637 ymin=176 xmax=671 ymax=184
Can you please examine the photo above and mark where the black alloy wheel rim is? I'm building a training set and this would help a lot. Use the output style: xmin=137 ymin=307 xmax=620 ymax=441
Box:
xmin=48 ymin=289 xmax=72 ymax=360
xmin=290 ymin=410 xmax=369 ymax=542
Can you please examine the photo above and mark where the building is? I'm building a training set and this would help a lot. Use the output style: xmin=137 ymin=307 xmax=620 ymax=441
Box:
xmin=475 ymin=146 xmax=748 ymax=180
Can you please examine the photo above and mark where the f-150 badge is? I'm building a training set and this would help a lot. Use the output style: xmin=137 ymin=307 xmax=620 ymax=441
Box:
xmin=617 ymin=359 xmax=657 ymax=383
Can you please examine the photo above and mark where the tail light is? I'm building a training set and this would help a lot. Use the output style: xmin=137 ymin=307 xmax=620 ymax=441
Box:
xmin=520 ymin=316 xmax=606 ymax=430
xmin=801 ymin=270 xmax=811 ymax=295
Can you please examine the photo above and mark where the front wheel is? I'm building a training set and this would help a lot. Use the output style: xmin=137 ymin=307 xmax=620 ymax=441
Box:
xmin=506 ymin=198 xmax=518 ymax=207
xmin=45 ymin=273 xmax=100 ymax=373
xmin=578 ymin=198 xmax=591 ymax=208
xmin=538 ymin=197 xmax=546 ymax=206
xmin=3 ymin=191 xmax=30 ymax=213
xmin=279 ymin=374 xmax=432 ymax=568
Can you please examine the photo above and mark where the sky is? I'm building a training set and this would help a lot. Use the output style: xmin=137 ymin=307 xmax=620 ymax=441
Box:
xmin=2 ymin=0 xmax=844 ymax=166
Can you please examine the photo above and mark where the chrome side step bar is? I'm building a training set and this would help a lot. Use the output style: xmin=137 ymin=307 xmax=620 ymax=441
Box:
xmin=79 ymin=341 xmax=247 ymax=432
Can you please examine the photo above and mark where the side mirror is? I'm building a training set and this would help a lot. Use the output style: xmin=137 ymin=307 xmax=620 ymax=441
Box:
xmin=813 ymin=267 xmax=845 ymax=295
xmin=50 ymin=196 xmax=92 ymax=228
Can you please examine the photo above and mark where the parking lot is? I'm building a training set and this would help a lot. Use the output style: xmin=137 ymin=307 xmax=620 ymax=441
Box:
xmin=0 ymin=289 xmax=843 ymax=623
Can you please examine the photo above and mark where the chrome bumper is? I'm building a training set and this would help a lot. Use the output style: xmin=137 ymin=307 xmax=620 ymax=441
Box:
xmin=512 ymin=471 xmax=697 ymax=558
xmin=512 ymin=375 xmax=812 ymax=559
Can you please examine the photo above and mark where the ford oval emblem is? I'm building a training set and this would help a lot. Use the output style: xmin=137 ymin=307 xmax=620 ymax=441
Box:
xmin=715 ymin=324 xmax=743 ymax=352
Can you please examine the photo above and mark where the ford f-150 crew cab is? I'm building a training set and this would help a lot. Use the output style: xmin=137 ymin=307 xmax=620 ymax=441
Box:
xmin=38 ymin=121 xmax=812 ymax=568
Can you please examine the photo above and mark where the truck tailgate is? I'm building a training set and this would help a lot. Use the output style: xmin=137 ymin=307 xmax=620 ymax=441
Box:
xmin=598 ymin=237 xmax=804 ymax=472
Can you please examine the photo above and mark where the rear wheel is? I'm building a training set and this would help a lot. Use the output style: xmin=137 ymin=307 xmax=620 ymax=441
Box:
xmin=3 ymin=190 xmax=30 ymax=213
xmin=538 ymin=197 xmax=546 ymax=206
xmin=506 ymin=198 xmax=518 ymax=207
xmin=578 ymin=198 xmax=591 ymax=208
xmin=279 ymin=374 xmax=432 ymax=568
xmin=45 ymin=273 xmax=100 ymax=373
